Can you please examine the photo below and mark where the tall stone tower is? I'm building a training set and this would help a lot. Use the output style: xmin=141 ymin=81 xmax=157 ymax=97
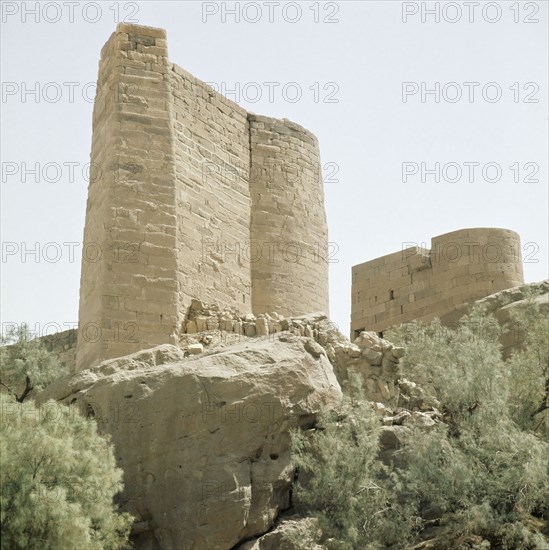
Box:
xmin=76 ymin=24 xmax=329 ymax=371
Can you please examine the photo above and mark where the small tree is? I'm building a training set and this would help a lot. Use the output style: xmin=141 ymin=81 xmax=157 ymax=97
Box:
xmin=295 ymin=310 xmax=549 ymax=548
xmin=291 ymin=375 xmax=419 ymax=549
xmin=391 ymin=309 xmax=549 ymax=547
xmin=389 ymin=308 xmax=506 ymax=429
xmin=0 ymin=324 xmax=67 ymax=403
xmin=0 ymin=394 xmax=133 ymax=549
xmin=505 ymin=289 xmax=549 ymax=437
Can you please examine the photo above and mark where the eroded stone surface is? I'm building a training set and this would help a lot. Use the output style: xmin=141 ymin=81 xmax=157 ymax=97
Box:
xmin=237 ymin=516 xmax=325 ymax=550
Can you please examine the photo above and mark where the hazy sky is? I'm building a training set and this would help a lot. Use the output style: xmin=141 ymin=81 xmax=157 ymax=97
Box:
xmin=1 ymin=0 xmax=548 ymax=337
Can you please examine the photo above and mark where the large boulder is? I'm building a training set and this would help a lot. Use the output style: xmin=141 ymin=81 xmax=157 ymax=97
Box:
xmin=38 ymin=334 xmax=342 ymax=550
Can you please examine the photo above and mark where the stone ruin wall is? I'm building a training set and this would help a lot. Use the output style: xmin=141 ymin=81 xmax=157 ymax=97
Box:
xmin=76 ymin=23 xmax=329 ymax=371
xmin=351 ymin=228 xmax=525 ymax=338
xmin=249 ymin=114 xmax=328 ymax=316
xmin=76 ymin=25 xmax=180 ymax=372
xmin=40 ymin=329 xmax=78 ymax=373
xmin=171 ymin=64 xmax=252 ymax=313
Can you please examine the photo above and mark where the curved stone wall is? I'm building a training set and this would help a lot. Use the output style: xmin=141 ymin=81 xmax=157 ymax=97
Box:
xmin=249 ymin=115 xmax=329 ymax=317
xmin=351 ymin=228 xmax=524 ymax=338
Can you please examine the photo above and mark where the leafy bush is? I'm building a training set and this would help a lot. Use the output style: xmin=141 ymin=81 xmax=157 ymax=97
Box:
xmin=291 ymin=375 xmax=419 ymax=549
xmin=505 ymin=289 xmax=549 ymax=437
xmin=0 ymin=324 xmax=67 ymax=403
xmin=292 ymin=308 xmax=549 ymax=549
xmin=0 ymin=326 xmax=132 ymax=548
xmin=0 ymin=395 xmax=133 ymax=549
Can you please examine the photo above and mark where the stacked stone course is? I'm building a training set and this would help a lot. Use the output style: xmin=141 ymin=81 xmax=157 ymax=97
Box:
xmin=76 ymin=23 xmax=329 ymax=371
xmin=182 ymin=300 xmax=327 ymax=342
xmin=249 ymin=115 xmax=328 ymax=317
xmin=351 ymin=228 xmax=524 ymax=337
xmin=179 ymin=304 xmax=403 ymax=405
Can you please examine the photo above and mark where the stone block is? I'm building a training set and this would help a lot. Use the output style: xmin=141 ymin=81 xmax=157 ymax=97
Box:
xmin=187 ymin=343 xmax=204 ymax=355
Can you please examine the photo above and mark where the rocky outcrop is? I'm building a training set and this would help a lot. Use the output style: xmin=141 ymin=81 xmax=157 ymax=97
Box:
xmin=38 ymin=335 xmax=341 ymax=550
xmin=440 ymin=279 xmax=548 ymax=357
xmin=237 ymin=515 xmax=325 ymax=549
xmin=181 ymin=306 xmax=404 ymax=406
xmin=329 ymin=331 xmax=404 ymax=405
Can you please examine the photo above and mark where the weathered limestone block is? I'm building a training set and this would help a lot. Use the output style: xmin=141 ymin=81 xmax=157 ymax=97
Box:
xmin=255 ymin=317 xmax=269 ymax=337
xmin=187 ymin=343 xmax=203 ymax=355
xmin=379 ymin=425 xmax=411 ymax=466
xmin=363 ymin=349 xmax=382 ymax=365
xmin=244 ymin=323 xmax=257 ymax=337
xmin=39 ymin=336 xmax=341 ymax=549
xmin=327 ymin=331 xmax=402 ymax=404
xmin=220 ymin=319 xmax=234 ymax=332
xmin=195 ymin=316 xmax=208 ymax=332
xmin=398 ymin=379 xmax=440 ymax=411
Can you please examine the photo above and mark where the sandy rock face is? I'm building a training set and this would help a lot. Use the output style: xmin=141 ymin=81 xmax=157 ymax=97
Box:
xmin=38 ymin=335 xmax=341 ymax=550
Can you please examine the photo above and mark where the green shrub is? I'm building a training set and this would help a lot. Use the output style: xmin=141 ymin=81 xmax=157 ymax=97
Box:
xmin=0 ymin=395 xmax=133 ymax=549
xmin=293 ymin=309 xmax=549 ymax=548
xmin=0 ymin=324 xmax=67 ymax=403
xmin=291 ymin=375 xmax=419 ymax=549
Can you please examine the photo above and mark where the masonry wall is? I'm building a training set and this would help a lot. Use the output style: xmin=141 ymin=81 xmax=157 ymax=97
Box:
xmin=249 ymin=115 xmax=329 ymax=316
xmin=170 ymin=65 xmax=252 ymax=316
xmin=351 ymin=228 xmax=524 ymax=338
xmin=76 ymin=23 xmax=329 ymax=371
xmin=76 ymin=25 xmax=180 ymax=371
xmin=41 ymin=329 xmax=78 ymax=372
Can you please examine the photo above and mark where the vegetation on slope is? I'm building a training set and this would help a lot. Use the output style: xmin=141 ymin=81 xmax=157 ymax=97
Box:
xmin=0 ymin=328 xmax=132 ymax=549
xmin=292 ymin=296 xmax=549 ymax=549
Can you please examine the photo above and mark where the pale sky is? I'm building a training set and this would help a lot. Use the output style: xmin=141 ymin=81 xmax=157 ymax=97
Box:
xmin=1 ymin=0 xmax=548 ymax=337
